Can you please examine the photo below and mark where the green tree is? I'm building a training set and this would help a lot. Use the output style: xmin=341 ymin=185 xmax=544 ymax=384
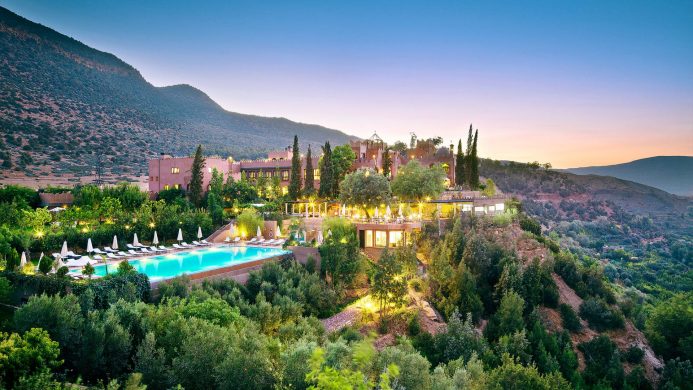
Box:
xmin=0 ymin=328 xmax=62 ymax=388
xmin=318 ymin=142 xmax=333 ymax=198
xmin=207 ymin=192 xmax=224 ymax=225
xmin=98 ymin=197 xmax=123 ymax=222
xmin=21 ymin=207 xmax=52 ymax=233
xmin=236 ymin=208 xmax=264 ymax=239
xmin=465 ymin=125 xmax=474 ymax=185
xmin=188 ymin=145 xmax=206 ymax=208
xmin=391 ymin=160 xmax=446 ymax=202
xmin=318 ymin=218 xmax=362 ymax=290
xmin=288 ymin=135 xmax=302 ymax=200
xmin=83 ymin=263 xmax=95 ymax=279
xmin=331 ymin=144 xmax=357 ymax=195
xmin=382 ymin=146 xmax=392 ymax=178
xmin=339 ymin=168 xmax=391 ymax=218
xmin=645 ymin=293 xmax=693 ymax=361
xmin=455 ymin=139 xmax=465 ymax=186
xmin=304 ymin=145 xmax=315 ymax=196
xmin=470 ymin=129 xmax=479 ymax=188
xmin=255 ymin=170 xmax=268 ymax=198
xmin=371 ymin=250 xmax=408 ymax=322
xmin=485 ymin=290 xmax=525 ymax=340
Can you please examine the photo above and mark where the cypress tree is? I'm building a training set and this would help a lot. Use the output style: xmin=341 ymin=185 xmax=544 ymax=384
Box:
xmin=288 ymin=135 xmax=302 ymax=199
xmin=319 ymin=142 xmax=333 ymax=198
xmin=382 ymin=146 xmax=392 ymax=178
xmin=188 ymin=144 xmax=206 ymax=207
xmin=304 ymin=145 xmax=315 ymax=195
xmin=471 ymin=129 xmax=480 ymax=188
xmin=465 ymin=124 xmax=474 ymax=185
xmin=455 ymin=139 xmax=465 ymax=186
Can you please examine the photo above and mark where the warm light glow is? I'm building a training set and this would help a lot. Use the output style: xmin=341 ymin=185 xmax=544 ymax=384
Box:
xmin=35 ymin=230 xmax=44 ymax=238
xmin=125 ymin=225 xmax=130 ymax=230
xmin=81 ymin=227 xmax=89 ymax=233
xmin=149 ymin=222 xmax=155 ymax=228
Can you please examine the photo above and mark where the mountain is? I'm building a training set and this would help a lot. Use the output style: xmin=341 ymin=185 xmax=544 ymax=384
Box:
xmin=0 ymin=6 xmax=355 ymax=180
xmin=564 ymin=156 xmax=693 ymax=196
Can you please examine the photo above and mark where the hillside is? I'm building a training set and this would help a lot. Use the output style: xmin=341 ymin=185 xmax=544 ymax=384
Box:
xmin=481 ymin=159 xmax=692 ymax=297
xmin=0 ymin=6 xmax=355 ymax=182
xmin=564 ymin=156 xmax=693 ymax=196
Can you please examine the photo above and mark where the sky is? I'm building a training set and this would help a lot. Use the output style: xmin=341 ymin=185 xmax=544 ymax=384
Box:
xmin=2 ymin=0 xmax=692 ymax=168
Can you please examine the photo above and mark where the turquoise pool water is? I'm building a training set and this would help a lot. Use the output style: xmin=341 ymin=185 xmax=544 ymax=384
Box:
xmin=70 ymin=245 xmax=290 ymax=282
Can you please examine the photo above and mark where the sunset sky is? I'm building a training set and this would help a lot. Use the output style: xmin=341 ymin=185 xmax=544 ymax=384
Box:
xmin=2 ymin=0 xmax=692 ymax=167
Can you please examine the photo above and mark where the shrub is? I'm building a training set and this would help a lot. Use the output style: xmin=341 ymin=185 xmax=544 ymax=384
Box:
xmin=519 ymin=215 xmax=541 ymax=236
xmin=559 ymin=304 xmax=582 ymax=332
xmin=623 ymin=345 xmax=645 ymax=364
xmin=579 ymin=297 xmax=624 ymax=331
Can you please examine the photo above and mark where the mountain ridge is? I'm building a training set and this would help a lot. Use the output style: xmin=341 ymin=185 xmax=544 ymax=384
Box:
xmin=563 ymin=156 xmax=693 ymax=196
xmin=0 ymin=6 xmax=356 ymax=180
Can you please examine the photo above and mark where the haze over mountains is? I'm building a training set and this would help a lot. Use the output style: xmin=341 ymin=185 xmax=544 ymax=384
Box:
xmin=0 ymin=6 xmax=354 ymax=180
xmin=565 ymin=156 xmax=693 ymax=196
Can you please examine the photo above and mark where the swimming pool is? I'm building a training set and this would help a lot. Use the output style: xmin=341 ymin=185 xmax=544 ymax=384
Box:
xmin=70 ymin=245 xmax=290 ymax=282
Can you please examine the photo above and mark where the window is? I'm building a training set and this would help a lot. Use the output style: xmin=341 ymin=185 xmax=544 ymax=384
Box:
xmin=314 ymin=168 xmax=320 ymax=180
xmin=171 ymin=167 xmax=180 ymax=174
xmin=207 ymin=167 xmax=212 ymax=173
xmin=365 ymin=230 xmax=373 ymax=248
xmin=163 ymin=185 xmax=170 ymax=190
xmin=389 ymin=231 xmax=403 ymax=247
xmin=174 ymin=184 xmax=181 ymax=190
xmin=375 ymin=231 xmax=387 ymax=248
xmin=281 ymin=170 xmax=289 ymax=180
xmin=250 ymin=171 xmax=257 ymax=178
xmin=281 ymin=186 xmax=288 ymax=195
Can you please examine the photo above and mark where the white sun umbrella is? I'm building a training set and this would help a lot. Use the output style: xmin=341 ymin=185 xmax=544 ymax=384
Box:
xmin=317 ymin=230 xmax=324 ymax=245
xmin=342 ymin=204 xmax=346 ymax=216
xmin=229 ymin=224 xmax=235 ymax=237
xmin=374 ymin=206 xmax=379 ymax=219
xmin=36 ymin=252 xmax=44 ymax=272
xmin=276 ymin=226 xmax=282 ymax=238
xmin=398 ymin=204 xmax=404 ymax=218
xmin=20 ymin=251 xmax=27 ymax=267
xmin=256 ymin=226 xmax=262 ymax=238
xmin=197 ymin=226 xmax=203 ymax=239
xmin=177 ymin=228 xmax=183 ymax=242
xmin=112 ymin=235 xmax=119 ymax=251
xmin=60 ymin=241 xmax=68 ymax=257
xmin=385 ymin=205 xmax=392 ymax=219
xmin=153 ymin=231 xmax=159 ymax=246
xmin=86 ymin=238 xmax=93 ymax=253
xmin=133 ymin=233 xmax=140 ymax=247
xmin=327 ymin=229 xmax=332 ymax=237
xmin=302 ymin=230 xmax=307 ymax=241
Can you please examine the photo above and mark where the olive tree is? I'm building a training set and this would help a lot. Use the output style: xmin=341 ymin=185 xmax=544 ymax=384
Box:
xmin=338 ymin=168 xmax=391 ymax=218
xmin=391 ymin=160 xmax=446 ymax=202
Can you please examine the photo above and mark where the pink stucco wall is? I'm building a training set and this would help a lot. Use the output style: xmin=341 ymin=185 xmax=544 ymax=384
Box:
xmin=148 ymin=157 xmax=230 ymax=193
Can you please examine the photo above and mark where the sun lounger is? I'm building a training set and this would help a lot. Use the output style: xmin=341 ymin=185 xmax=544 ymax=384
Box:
xmin=104 ymin=247 xmax=117 ymax=253
xmin=233 ymin=237 xmax=240 ymax=243
xmin=106 ymin=253 xmax=122 ymax=259
xmin=127 ymin=244 xmax=138 ymax=250
xmin=248 ymin=238 xmax=258 ymax=244
xmin=181 ymin=242 xmax=193 ymax=248
xmin=224 ymin=237 xmax=231 ymax=242
xmin=128 ymin=249 xmax=139 ymax=255
xmin=148 ymin=246 xmax=164 ymax=252
xmin=255 ymin=239 xmax=265 ymax=245
xmin=172 ymin=244 xmax=184 ymax=249
xmin=201 ymin=239 xmax=212 ymax=245
xmin=92 ymin=255 xmax=104 ymax=261
xmin=158 ymin=245 xmax=171 ymax=251
xmin=140 ymin=248 xmax=151 ymax=253
xmin=117 ymin=251 xmax=132 ymax=257
xmin=275 ymin=239 xmax=286 ymax=246
xmin=93 ymin=248 xmax=107 ymax=255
